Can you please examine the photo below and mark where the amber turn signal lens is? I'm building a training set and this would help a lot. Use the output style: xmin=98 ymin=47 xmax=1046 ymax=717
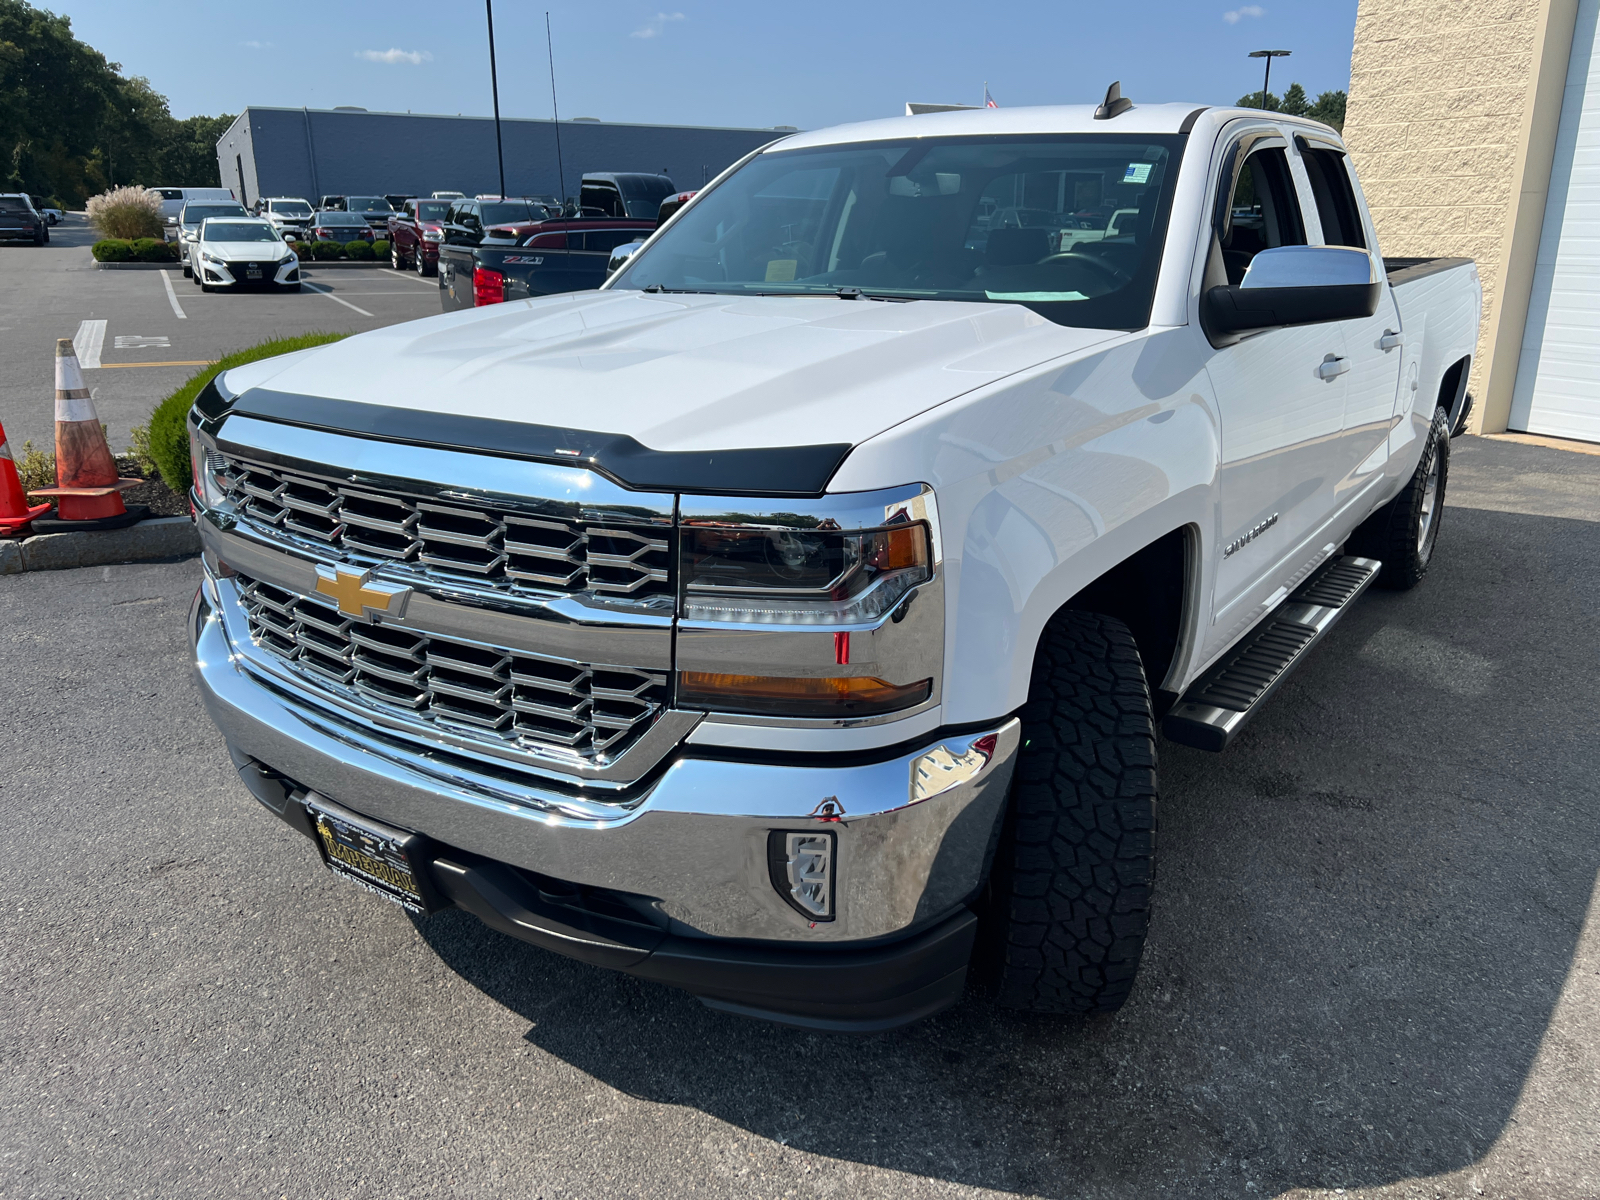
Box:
xmin=678 ymin=671 xmax=932 ymax=717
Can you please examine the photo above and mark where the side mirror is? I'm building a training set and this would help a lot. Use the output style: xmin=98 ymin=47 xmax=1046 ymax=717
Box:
xmin=607 ymin=240 xmax=646 ymax=277
xmin=1204 ymin=245 xmax=1381 ymax=334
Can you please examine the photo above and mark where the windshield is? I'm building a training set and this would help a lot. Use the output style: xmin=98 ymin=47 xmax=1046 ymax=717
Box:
xmin=414 ymin=201 xmax=450 ymax=220
xmin=184 ymin=204 xmax=247 ymax=225
xmin=206 ymin=223 xmax=281 ymax=242
xmin=270 ymin=200 xmax=313 ymax=216
xmin=618 ymin=176 xmax=674 ymax=219
xmin=347 ymin=196 xmax=392 ymax=211
xmin=614 ymin=134 xmax=1184 ymax=329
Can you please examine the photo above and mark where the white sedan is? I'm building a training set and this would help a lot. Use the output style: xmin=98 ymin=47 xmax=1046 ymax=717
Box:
xmin=193 ymin=218 xmax=301 ymax=292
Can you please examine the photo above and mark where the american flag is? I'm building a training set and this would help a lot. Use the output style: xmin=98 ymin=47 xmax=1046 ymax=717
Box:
xmin=985 ymin=85 xmax=998 ymax=108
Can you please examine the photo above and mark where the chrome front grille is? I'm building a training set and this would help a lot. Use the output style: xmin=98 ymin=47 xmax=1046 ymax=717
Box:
xmin=237 ymin=574 xmax=668 ymax=759
xmin=218 ymin=455 xmax=672 ymax=600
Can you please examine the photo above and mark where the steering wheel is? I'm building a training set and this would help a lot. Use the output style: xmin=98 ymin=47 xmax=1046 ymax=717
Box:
xmin=1038 ymin=251 xmax=1134 ymax=288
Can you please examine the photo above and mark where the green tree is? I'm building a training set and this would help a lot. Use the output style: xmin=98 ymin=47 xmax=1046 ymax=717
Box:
xmin=1235 ymin=82 xmax=1347 ymax=133
xmin=0 ymin=0 xmax=231 ymax=204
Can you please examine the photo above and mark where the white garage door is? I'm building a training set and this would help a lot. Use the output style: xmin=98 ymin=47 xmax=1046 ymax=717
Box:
xmin=1511 ymin=0 xmax=1600 ymax=443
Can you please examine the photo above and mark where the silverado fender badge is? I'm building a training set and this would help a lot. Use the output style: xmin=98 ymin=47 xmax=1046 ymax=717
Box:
xmin=313 ymin=564 xmax=413 ymax=622
xmin=1223 ymin=512 xmax=1279 ymax=558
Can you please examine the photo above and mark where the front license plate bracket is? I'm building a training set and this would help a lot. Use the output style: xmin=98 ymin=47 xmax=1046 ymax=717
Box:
xmin=305 ymin=795 xmax=438 ymax=914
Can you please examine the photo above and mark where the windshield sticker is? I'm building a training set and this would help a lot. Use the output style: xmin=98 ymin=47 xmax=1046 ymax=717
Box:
xmin=985 ymin=291 xmax=1087 ymax=302
xmin=764 ymin=259 xmax=798 ymax=282
xmin=1123 ymin=163 xmax=1153 ymax=185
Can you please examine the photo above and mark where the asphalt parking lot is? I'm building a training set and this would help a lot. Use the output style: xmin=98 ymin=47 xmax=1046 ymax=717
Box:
xmin=0 ymin=215 xmax=439 ymax=453
xmin=1 ymin=238 xmax=1597 ymax=1199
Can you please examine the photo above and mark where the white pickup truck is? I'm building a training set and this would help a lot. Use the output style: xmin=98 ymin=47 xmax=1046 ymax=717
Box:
xmin=188 ymin=95 xmax=1481 ymax=1031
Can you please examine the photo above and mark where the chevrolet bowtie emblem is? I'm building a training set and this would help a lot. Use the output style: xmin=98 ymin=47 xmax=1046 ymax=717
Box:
xmin=313 ymin=565 xmax=412 ymax=622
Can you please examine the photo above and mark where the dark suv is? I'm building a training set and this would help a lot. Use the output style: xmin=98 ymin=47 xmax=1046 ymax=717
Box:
xmin=578 ymin=174 xmax=676 ymax=219
xmin=0 ymin=194 xmax=47 ymax=244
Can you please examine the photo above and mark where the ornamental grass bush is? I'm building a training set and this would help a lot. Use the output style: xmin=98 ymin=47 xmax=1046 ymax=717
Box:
xmin=345 ymin=240 xmax=374 ymax=260
xmin=145 ymin=333 xmax=350 ymax=492
xmin=86 ymin=186 xmax=163 ymax=240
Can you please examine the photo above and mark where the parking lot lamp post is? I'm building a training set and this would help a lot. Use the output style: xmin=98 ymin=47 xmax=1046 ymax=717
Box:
xmin=486 ymin=0 xmax=506 ymax=199
xmin=1248 ymin=49 xmax=1291 ymax=110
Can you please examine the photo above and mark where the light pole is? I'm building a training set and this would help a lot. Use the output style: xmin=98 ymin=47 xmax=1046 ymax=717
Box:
xmin=486 ymin=0 xmax=506 ymax=199
xmin=1248 ymin=49 xmax=1291 ymax=110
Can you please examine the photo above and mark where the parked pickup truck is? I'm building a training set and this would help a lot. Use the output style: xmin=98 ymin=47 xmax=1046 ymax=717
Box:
xmin=386 ymin=197 xmax=455 ymax=276
xmin=187 ymin=98 xmax=1481 ymax=1032
xmin=436 ymin=216 xmax=655 ymax=310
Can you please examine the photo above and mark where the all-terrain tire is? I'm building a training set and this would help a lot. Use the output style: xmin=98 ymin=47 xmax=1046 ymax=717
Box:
xmin=391 ymin=242 xmax=403 ymax=270
xmin=1348 ymin=405 xmax=1450 ymax=591
xmin=983 ymin=610 xmax=1157 ymax=1014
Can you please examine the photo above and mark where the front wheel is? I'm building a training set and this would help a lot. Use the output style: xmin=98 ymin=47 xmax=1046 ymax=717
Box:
xmin=980 ymin=609 xmax=1158 ymax=1014
xmin=415 ymin=247 xmax=434 ymax=277
xmin=391 ymin=242 xmax=403 ymax=270
xmin=1348 ymin=406 xmax=1451 ymax=591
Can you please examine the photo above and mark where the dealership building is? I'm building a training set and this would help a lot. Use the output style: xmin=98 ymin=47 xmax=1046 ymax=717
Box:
xmin=1344 ymin=0 xmax=1599 ymax=444
xmin=214 ymin=106 xmax=793 ymax=212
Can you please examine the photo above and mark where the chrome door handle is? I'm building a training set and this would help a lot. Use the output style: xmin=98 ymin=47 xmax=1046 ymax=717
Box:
xmin=1379 ymin=329 xmax=1404 ymax=351
xmin=1317 ymin=355 xmax=1350 ymax=381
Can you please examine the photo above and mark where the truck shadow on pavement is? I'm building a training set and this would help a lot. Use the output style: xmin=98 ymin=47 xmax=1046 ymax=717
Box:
xmin=418 ymin=500 xmax=1600 ymax=1198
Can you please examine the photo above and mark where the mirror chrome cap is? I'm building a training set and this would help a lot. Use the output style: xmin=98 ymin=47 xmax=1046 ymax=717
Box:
xmin=1241 ymin=245 xmax=1373 ymax=289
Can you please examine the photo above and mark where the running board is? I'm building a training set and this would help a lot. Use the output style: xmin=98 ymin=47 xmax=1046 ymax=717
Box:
xmin=1163 ymin=556 xmax=1381 ymax=752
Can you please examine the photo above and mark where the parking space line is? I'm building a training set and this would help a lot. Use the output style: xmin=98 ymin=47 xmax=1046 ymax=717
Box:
xmin=72 ymin=319 xmax=106 ymax=368
xmin=160 ymin=270 xmax=187 ymax=319
xmin=94 ymin=361 xmax=215 ymax=369
xmin=301 ymin=282 xmax=374 ymax=317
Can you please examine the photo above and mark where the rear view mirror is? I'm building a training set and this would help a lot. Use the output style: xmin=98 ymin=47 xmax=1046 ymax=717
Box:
xmin=1205 ymin=244 xmax=1380 ymax=334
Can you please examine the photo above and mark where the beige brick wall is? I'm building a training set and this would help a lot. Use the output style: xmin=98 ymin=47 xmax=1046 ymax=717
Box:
xmin=1343 ymin=0 xmax=1545 ymax=388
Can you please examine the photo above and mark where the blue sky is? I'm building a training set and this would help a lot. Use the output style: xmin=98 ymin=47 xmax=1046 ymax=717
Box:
xmin=62 ymin=0 xmax=1358 ymax=128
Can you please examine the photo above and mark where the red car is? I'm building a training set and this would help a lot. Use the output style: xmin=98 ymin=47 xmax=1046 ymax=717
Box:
xmin=387 ymin=198 xmax=454 ymax=276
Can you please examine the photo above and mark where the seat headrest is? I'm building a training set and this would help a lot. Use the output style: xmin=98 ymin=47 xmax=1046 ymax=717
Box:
xmin=985 ymin=226 xmax=1050 ymax=266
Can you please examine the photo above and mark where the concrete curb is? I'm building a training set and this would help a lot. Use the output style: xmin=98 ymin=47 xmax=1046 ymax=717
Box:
xmin=94 ymin=261 xmax=181 ymax=270
xmin=1 ymin=516 xmax=200 ymax=574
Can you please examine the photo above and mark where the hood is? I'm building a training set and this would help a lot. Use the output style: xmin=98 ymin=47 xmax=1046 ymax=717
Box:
xmin=220 ymin=290 xmax=1121 ymax=455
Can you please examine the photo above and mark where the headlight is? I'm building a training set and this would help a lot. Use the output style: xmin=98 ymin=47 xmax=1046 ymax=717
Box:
xmin=421 ymin=228 xmax=444 ymax=242
xmin=201 ymin=252 xmax=222 ymax=264
xmin=188 ymin=426 xmax=229 ymax=510
xmin=682 ymin=521 xmax=930 ymax=625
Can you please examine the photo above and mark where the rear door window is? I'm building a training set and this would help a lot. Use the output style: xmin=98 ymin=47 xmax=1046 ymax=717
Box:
xmin=580 ymin=183 xmax=625 ymax=218
xmin=1298 ymin=144 xmax=1367 ymax=249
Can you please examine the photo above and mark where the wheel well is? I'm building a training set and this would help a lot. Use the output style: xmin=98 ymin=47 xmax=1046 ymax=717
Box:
xmin=1061 ymin=526 xmax=1191 ymax=714
xmin=1438 ymin=355 xmax=1471 ymax=435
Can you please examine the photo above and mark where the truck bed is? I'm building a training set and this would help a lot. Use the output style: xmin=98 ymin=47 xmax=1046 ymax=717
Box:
xmin=1384 ymin=256 xmax=1473 ymax=287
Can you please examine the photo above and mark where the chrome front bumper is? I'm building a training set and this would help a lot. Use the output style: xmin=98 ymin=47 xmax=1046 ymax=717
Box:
xmin=192 ymin=583 xmax=1019 ymax=946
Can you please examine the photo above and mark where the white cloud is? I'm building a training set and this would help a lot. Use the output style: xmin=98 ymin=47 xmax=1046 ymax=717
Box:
xmin=356 ymin=47 xmax=433 ymax=65
xmin=631 ymin=12 xmax=686 ymax=39
xmin=1223 ymin=5 xmax=1265 ymax=21
xmin=240 ymin=40 xmax=274 ymax=49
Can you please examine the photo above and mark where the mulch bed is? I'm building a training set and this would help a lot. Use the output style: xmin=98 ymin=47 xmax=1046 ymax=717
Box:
xmin=115 ymin=458 xmax=189 ymax=518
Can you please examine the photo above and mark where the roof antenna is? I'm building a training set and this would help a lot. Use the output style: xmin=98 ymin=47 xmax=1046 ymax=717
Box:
xmin=1094 ymin=81 xmax=1133 ymax=120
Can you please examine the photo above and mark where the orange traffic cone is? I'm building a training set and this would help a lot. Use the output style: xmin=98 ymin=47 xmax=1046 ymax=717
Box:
xmin=28 ymin=337 xmax=141 ymax=525
xmin=0 ymin=419 xmax=52 ymax=537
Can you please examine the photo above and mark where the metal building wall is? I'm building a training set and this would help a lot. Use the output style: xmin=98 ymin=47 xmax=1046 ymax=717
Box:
xmin=216 ymin=107 xmax=788 ymax=204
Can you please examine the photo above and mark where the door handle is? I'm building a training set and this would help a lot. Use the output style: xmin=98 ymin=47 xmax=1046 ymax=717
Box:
xmin=1317 ymin=354 xmax=1350 ymax=381
xmin=1379 ymin=329 xmax=1403 ymax=351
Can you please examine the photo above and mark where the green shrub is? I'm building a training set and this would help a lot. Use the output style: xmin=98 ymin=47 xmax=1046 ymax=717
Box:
xmin=92 ymin=239 xmax=133 ymax=262
xmin=146 ymin=333 xmax=352 ymax=491
xmin=127 ymin=423 xmax=158 ymax=476
xmin=345 ymin=240 xmax=374 ymax=260
xmin=86 ymin=185 xmax=163 ymax=240
xmin=131 ymin=237 xmax=174 ymax=262
xmin=372 ymin=239 xmax=391 ymax=259
xmin=14 ymin=440 xmax=56 ymax=492
xmin=311 ymin=240 xmax=343 ymax=260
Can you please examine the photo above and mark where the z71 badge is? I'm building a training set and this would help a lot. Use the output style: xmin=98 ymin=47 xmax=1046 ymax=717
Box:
xmin=500 ymin=255 xmax=544 ymax=265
